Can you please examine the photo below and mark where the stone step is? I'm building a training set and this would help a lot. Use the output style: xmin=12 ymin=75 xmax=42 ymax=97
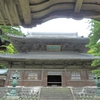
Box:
xmin=39 ymin=87 xmax=74 ymax=100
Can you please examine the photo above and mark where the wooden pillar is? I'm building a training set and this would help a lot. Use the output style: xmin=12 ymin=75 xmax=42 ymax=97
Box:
xmin=41 ymin=68 xmax=44 ymax=86
xmin=62 ymin=71 xmax=66 ymax=87
xmin=5 ymin=72 xmax=9 ymax=86
xmin=22 ymin=62 xmax=25 ymax=86
xmin=5 ymin=62 xmax=11 ymax=86
xmin=22 ymin=69 xmax=25 ymax=86
xmin=42 ymin=70 xmax=47 ymax=87
xmin=85 ymin=70 xmax=88 ymax=86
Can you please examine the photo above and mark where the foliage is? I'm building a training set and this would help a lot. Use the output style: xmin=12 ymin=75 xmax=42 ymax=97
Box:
xmin=0 ymin=44 xmax=17 ymax=54
xmin=87 ymin=20 xmax=100 ymax=50
xmin=0 ymin=26 xmax=24 ymax=40
xmin=0 ymin=26 xmax=24 ymax=68
xmin=0 ymin=26 xmax=24 ymax=54
xmin=87 ymin=20 xmax=100 ymax=65
xmin=92 ymin=69 xmax=100 ymax=77
xmin=0 ymin=63 xmax=6 ymax=69
xmin=6 ymin=43 xmax=18 ymax=54
xmin=87 ymin=20 xmax=100 ymax=76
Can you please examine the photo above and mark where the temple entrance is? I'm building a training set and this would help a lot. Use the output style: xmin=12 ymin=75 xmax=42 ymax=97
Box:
xmin=47 ymin=75 xmax=62 ymax=86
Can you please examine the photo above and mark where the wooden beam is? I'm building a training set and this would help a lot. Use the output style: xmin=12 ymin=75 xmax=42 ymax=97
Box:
xmin=89 ymin=15 xmax=100 ymax=19
xmin=5 ymin=4 xmax=13 ymax=26
xmin=74 ymin=0 xmax=83 ymax=13
xmin=0 ymin=12 xmax=6 ymax=25
xmin=14 ymin=4 xmax=21 ymax=25
xmin=19 ymin=0 xmax=31 ymax=24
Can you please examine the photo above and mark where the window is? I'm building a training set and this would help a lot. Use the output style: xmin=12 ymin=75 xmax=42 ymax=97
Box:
xmin=28 ymin=72 xmax=38 ymax=80
xmin=71 ymin=71 xmax=81 ymax=80
xmin=10 ymin=71 xmax=21 ymax=80
xmin=88 ymin=72 xmax=94 ymax=80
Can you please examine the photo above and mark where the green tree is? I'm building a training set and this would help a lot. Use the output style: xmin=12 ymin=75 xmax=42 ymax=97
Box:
xmin=0 ymin=26 xmax=24 ymax=68
xmin=0 ymin=26 xmax=24 ymax=40
xmin=0 ymin=26 xmax=24 ymax=54
xmin=87 ymin=20 xmax=100 ymax=76
xmin=0 ymin=63 xmax=6 ymax=69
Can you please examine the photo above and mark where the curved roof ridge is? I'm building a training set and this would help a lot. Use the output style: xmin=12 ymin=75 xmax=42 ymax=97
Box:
xmin=6 ymin=33 xmax=88 ymax=39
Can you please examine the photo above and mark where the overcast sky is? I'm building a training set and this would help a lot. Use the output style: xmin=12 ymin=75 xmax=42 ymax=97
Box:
xmin=21 ymin=18 xmax=91 ymax=37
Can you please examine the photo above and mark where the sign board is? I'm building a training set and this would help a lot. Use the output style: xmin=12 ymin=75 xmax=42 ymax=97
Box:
xmin=48 ymin=72 xmax=62 ymax=75
xmin=46 ymin=45 xmax=61 ymax=51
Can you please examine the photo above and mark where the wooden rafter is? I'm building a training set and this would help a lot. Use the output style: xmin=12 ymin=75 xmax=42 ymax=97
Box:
xmin=74 ymin=0 xmax=83 ymax=13
xmin=19 ymin=0 xmax=31 ymax=24
xmin=88 ymin=15 xmax=100 ymax=21
xmin=0 ymin=12 xmax=6 ymax=25
xmin=5 ymin=4 xmax=13 ymax=25
xmin=14 ymin=4 xmax=21 ymax=25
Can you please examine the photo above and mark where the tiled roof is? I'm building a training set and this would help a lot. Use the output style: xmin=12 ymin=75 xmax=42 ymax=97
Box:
xmin=6 ymin=34 xmax=89 ymax=53
xmin=0 ymin=52 xmax=98 ymax=61
xmin=0 ymin=69 xmax=8 ymax=74
xmin=7 ymin=34 xmax=88 ymax=41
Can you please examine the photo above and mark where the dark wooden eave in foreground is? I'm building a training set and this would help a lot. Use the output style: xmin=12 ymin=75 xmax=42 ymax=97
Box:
xmin=0 ymin=0 xmax=100 ymax=27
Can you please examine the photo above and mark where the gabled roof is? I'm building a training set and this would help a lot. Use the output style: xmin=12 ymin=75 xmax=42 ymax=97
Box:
xmin=0 ymin=0 xmax=100 ymax=27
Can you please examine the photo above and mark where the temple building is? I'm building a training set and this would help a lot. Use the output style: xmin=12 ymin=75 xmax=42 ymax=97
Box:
xmin=0 ymin=33 xmax=98 ymax=87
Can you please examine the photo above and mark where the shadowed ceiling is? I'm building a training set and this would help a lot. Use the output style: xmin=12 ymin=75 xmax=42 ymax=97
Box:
xmin=0 ymin=0 xmax=100 ymax=27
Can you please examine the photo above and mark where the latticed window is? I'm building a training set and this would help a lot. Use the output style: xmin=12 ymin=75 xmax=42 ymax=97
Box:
xmin=88 ymin=72 xmax=94 ymax=80
xmin=28 ymin=72 xmax=38 ymax=80
xmin=71 ymin=71 xmax=81 ymax=80
xmin=10 ymin=71 xmax=21 ymax=80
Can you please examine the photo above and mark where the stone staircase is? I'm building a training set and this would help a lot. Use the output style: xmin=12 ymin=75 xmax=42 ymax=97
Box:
xmin=39 ymin=87 xmax=74 ymax=100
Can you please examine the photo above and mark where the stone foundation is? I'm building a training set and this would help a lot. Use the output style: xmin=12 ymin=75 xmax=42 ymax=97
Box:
xmin=6 ymin=96 xmax=19 ymax=100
